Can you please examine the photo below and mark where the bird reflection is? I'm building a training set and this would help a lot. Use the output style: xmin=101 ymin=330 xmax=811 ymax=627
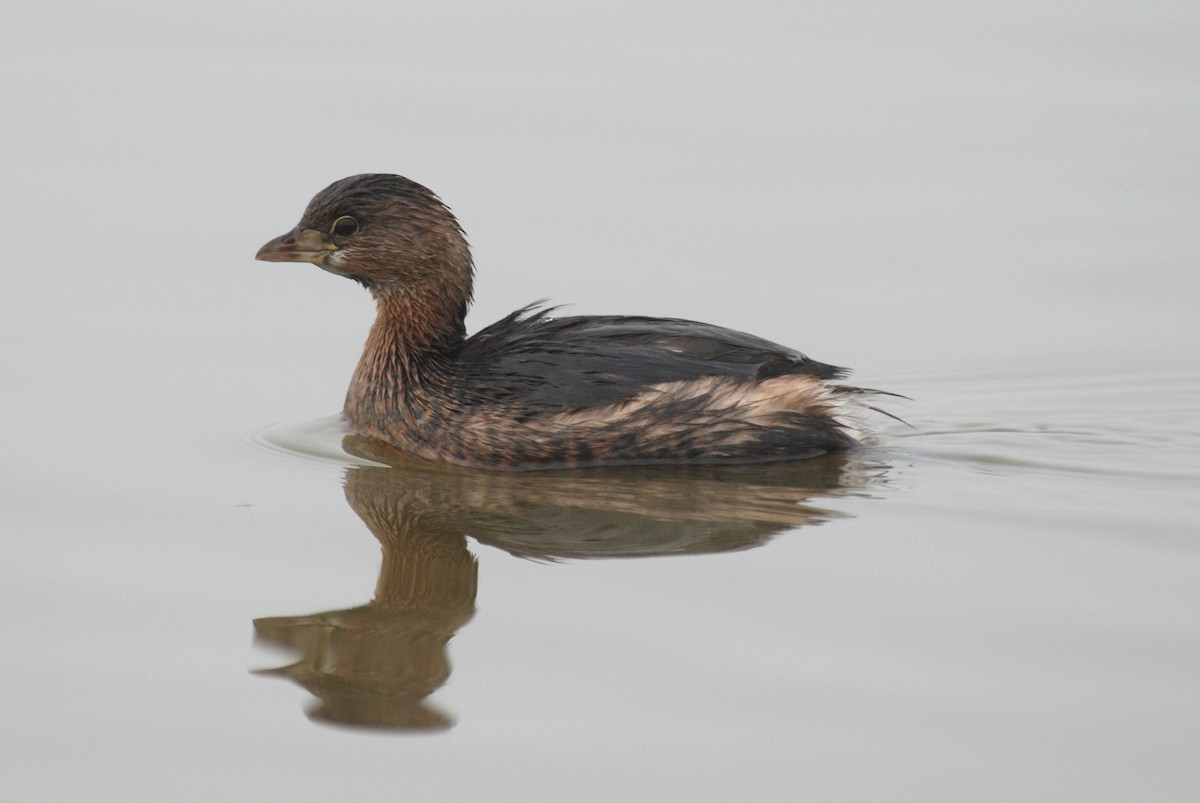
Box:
xmin=255 ymin=434 xmax=887 ymax=731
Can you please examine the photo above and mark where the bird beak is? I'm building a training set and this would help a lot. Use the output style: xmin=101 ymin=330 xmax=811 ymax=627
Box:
xmin=255 ymin=227 xmax=338 ymax=265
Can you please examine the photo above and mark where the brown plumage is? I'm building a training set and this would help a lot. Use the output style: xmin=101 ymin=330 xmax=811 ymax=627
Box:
xmin=256 ymin=173 xmax=884 ymax=469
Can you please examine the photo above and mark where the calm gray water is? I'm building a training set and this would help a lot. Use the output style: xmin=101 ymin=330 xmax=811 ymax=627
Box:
xmin=3 ymin=2 xmax=1198 ymax=801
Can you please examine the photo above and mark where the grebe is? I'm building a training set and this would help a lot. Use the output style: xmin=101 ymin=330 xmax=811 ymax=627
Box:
xmin=256 ymin=174 xmax=884 ymax=469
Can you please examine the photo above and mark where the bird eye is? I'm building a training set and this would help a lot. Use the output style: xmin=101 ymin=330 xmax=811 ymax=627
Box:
xmin=330 ymin=215 xmax=359 ymax=237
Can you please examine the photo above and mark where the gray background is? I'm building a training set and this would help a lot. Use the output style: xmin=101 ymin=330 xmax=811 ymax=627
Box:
xmin=3 ymin=2 xmax=1198 ymax=801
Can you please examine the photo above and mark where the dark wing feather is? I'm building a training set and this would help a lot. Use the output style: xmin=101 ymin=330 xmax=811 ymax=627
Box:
xmin=455 ymin=304 xmax=848 ymax=412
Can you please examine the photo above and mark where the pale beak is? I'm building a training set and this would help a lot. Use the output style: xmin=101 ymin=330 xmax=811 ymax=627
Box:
xmin=255 ymin=227 xmax=338 ymax=264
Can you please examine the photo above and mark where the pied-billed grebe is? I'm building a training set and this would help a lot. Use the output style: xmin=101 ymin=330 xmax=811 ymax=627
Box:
xmin=256 ymin=174 xmax=886 ymax=469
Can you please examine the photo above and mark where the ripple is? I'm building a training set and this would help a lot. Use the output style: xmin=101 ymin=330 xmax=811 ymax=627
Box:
xmin=250 ymin=414 xmax=389 ymax=470
xmin=892 ymin=366 xmax=1200 ymax=484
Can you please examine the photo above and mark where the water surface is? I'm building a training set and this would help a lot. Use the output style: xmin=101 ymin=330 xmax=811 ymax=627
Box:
xmin=2 ymin=2 xmax=1198 ymax=801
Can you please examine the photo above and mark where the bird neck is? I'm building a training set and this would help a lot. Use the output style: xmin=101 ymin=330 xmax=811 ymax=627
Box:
xmin=345 ymin=286 xmax=467 ymax=418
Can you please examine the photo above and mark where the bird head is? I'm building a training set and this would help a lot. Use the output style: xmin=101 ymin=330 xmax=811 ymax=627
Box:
xmin=256 ymin=174 xmax=474 ymax=304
